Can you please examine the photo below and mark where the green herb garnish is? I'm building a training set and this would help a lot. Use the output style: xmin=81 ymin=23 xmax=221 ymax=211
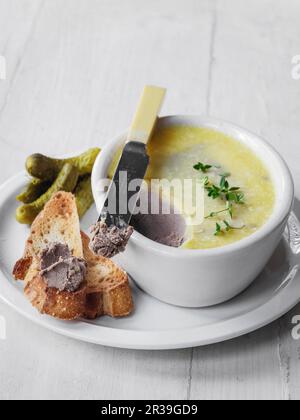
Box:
xmin=223 ymin=220 xmax=231 ymax=232
xmin=214 ymin=223 xmax=222 ymax=236
xmin=194 ymin=162 xmax=213 ymax=173
xmin=214 ymin=220 xmax=243 ymax=236
xmin=205 ymin=203 xmax=233 ymax=219
xmin=194 ymin=162 xmax=246 ymax=234
xmin=205 ymin=175 xmax=244 ymax=204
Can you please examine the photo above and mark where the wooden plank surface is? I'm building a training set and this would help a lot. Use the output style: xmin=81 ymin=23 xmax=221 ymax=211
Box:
xmin=0 ymin=0 xmax=300 ymax=400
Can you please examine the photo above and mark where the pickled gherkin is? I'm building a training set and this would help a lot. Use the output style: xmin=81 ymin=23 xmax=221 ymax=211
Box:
xmin=16 ymin=178 xmax=51 ymax=204
xmin=16 ymin=163 xmax=79 ymax=224
xmin=26 ymin=148 xmax=100 ymax=181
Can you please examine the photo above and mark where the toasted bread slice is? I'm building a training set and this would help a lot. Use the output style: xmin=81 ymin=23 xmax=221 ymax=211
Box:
xmin=23 ymin=259 xmax=86 ymax=320
xmin=13 ymin=192 xmax=86 ymax=320
xmin=13 ymin=191 xmax=83 ymax=280
xmin=13 ymin=192 xmax=133 ymax=320
xmin=81 ymin=232 xmax=133 ymax=319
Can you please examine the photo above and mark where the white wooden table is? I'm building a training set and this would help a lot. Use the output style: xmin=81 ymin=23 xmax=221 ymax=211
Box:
xmin=0 ymin=0 xmax=300 ymax=400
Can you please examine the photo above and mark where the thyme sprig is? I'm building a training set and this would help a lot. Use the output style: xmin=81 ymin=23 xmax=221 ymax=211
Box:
xmin=205 ymin=203 xmax=234 ymax=219
xmin=195 ymin=162 xmax=246 ymax=228
xmin=204 ymin=175 xmax=245 ymax=205
xmin=193 ymin=162 xmax=213 ymax=173
xmin=214 ymin=220 xmax=243 ymax=236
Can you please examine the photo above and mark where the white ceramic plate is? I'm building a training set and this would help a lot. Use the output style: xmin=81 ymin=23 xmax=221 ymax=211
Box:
xmin=0 ymin=173 xmax=300 ymax=350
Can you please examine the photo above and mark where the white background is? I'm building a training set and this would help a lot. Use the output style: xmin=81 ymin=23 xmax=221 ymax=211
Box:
xmin=0 ymin=0 xmax=300 ymax=400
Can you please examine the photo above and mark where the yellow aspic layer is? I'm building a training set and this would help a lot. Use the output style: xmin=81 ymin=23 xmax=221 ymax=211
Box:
xmin=146 ymin=125 xmax=275 ymax=250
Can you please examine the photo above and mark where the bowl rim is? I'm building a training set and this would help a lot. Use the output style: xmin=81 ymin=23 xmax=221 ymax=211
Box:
xmin=92 ymin=115 xmax=294 ymax=259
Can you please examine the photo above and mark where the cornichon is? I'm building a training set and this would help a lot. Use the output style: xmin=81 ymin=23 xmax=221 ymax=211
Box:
xmin=16 ymin=163 xmax=79 ymax=224
xmin=26 ymin=148 xmax=100 ymax=181
xmin=16 ymin=178 xmax=51 ymax=204
xmin=75 ymin=175 xmax=94 ymax=219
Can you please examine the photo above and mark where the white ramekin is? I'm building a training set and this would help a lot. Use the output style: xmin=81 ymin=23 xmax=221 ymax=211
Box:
xmin=92 ymin=116 xmax=294 ymax=308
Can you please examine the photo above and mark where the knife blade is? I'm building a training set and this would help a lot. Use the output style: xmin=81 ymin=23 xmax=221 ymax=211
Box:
xmin=99 ymin=85 xmax=166 ymax=228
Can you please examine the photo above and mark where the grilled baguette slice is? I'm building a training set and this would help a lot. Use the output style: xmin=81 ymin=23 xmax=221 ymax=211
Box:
xmin=13 ymin=192 xmax=86 ymax=320
xmin=81 ymin=232 xmax=133 ymax=319
xmin=23 ymin=261 xmax=87 ymax=320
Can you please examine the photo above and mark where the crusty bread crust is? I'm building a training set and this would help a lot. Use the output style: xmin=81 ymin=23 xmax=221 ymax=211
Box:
xmin=13 ymin=256 xmax=32 ymax=280
xmin=82 ymin=232 xmax=133 ymax=319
